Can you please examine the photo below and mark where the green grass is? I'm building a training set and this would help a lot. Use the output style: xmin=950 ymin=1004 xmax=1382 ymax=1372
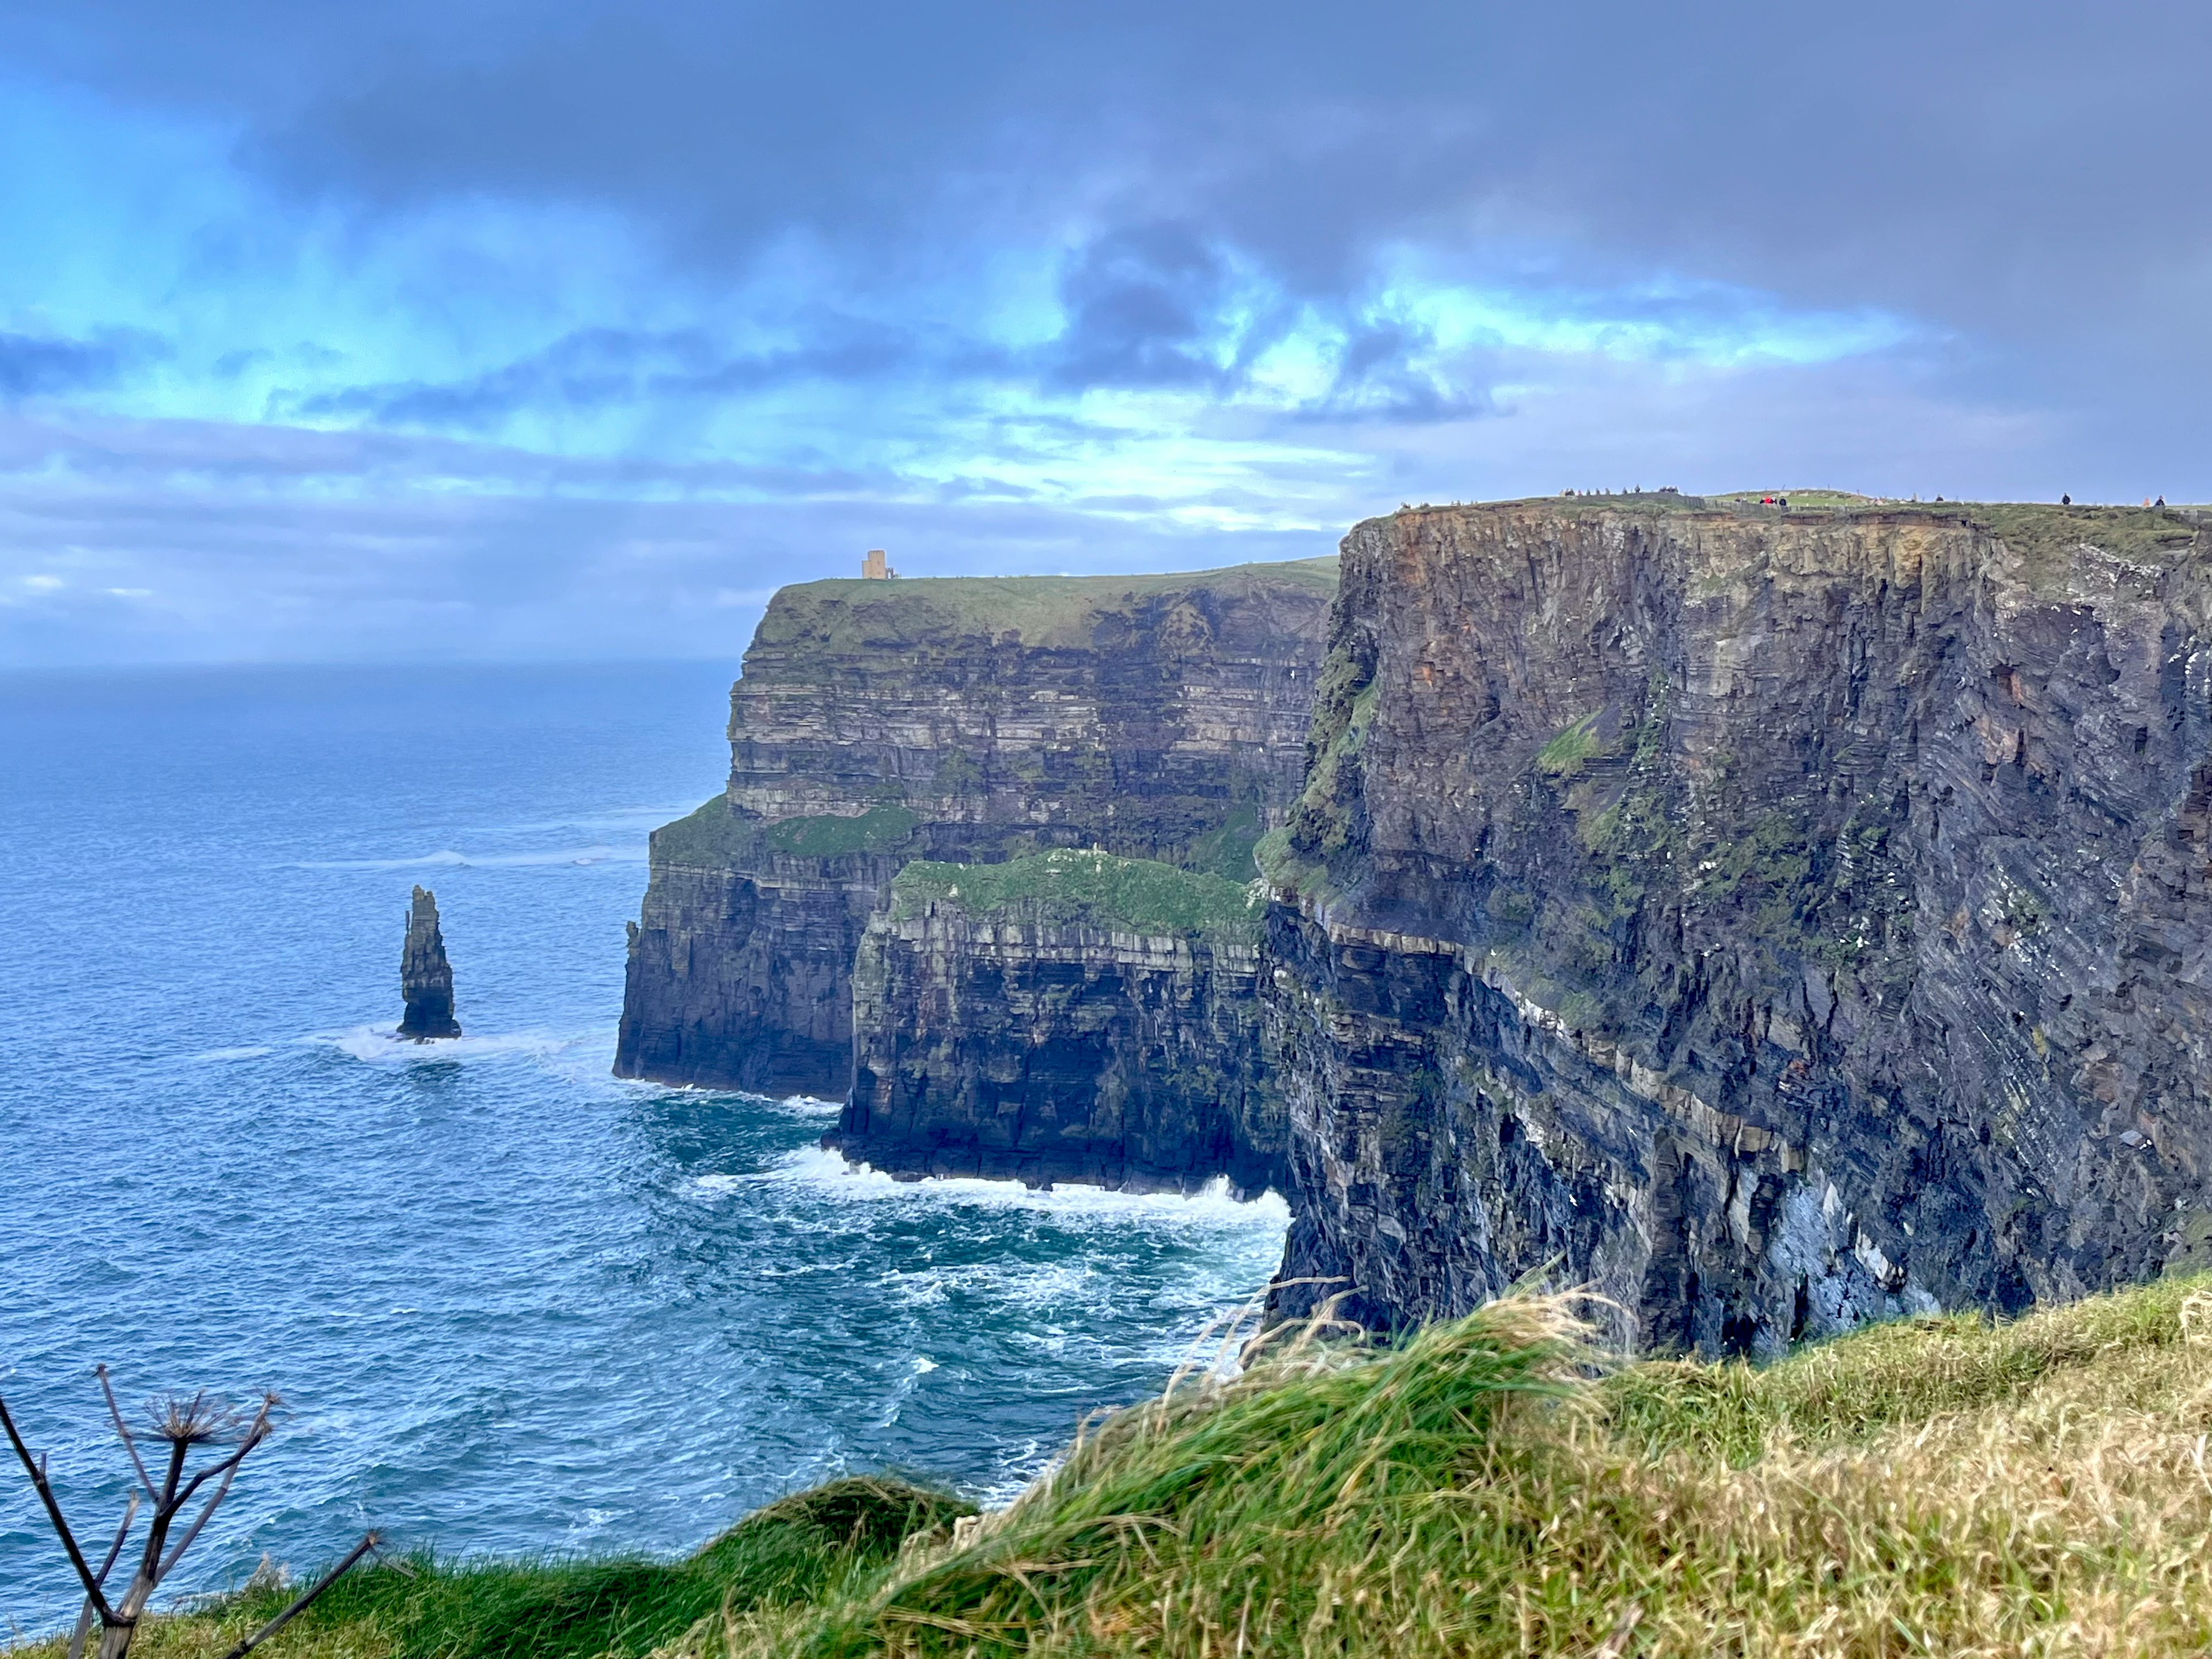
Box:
xmin=763 ymin=804 xmax=921 ymax=858
xmin=1182 ymin=800 xmax=1263 ymax=881
xmin=755 ymin=557 xmax=1339 ymax=653
xmin=1533 ymin=711 xmax=1603 ymax=778
xmin=707 ymin=1276 xmax=2212 ymax=1656
xmin=28 ymin=1278 xmax=2212 ymax=1657
xmin=7 ymin=1480 xmax=971 ymax=1659
xmin=889 ymin=849 xmax=1264 ymax=942
xmin=649 ymin=794 xmax=759 ymax=867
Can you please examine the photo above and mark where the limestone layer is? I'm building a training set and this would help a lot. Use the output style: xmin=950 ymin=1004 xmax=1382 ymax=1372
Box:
xmin=614 ymin=560 xmax=1335 ymax=1096
xmin=1264 ymin=496 xmax=2212 ymax=1354
xmin=835 ymin=881 xmax=1281 ymax=1195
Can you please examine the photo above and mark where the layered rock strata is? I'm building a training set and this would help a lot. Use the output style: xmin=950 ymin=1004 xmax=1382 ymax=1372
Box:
xmin=615 ymin=559 xmax=1335 ymax=1096
xmin=1263 ymin=494 xmax=2212 ymax=1355
xmin=399 ymin=885 xmax=460 ymax=1040
xmin=832 ymin=850 xmax=1282 ymax=1194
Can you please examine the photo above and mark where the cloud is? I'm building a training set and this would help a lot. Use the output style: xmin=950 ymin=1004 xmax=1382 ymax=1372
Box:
xmin=0 ymin=328 xmax=160 ymax=399
xmin=0 ymin=0 xmax=2206 ymax=666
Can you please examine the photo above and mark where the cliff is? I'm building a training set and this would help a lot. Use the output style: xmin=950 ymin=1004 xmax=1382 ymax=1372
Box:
xmin=832 ymin=849 xmax=1281 ymax=1194
xmin=1263 ymin=493 xmax=2212 ymax=1353
xmin=398 ymin=885 xmax=460 ymax=1039
xmin=615 ymin=558 xmax=1335 ymax=1095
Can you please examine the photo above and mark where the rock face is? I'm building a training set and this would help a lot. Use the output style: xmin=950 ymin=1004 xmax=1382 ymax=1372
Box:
xmin=833 ymin=850 xmax=1282 ymax=1194
xmin=1263 ymin=495 xmax=2212 ymax=1354
xmin=615 ymin=559 xmax=1336 ymax=1096
xmin=398 ymin=885 xmax=460 ymax=1040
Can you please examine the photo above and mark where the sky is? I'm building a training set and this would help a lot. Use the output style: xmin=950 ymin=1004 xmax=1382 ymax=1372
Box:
xmin=1 ymin=1 xmax=2207 ymax=665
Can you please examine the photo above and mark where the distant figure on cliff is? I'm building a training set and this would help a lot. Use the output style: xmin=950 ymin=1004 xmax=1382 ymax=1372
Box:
xmin=399 ymin=885 xmax=461 ymax=1039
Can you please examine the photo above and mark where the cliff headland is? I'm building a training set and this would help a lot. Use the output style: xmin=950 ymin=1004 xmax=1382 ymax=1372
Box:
xmin=614 ymin=558 xmax=1336 ymax=1183
xmin=619 ymin=493 xmax=2212 ymax=1358
xmin=1264 ymin=492 xmax=2212 ymax=1353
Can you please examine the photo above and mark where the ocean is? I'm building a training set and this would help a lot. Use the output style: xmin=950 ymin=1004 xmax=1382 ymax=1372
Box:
xmin=0 ymin=662 xmax=1289 ymax=1634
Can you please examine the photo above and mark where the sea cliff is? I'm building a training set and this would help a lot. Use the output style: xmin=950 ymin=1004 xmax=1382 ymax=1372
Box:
xmin=615 ymin=559 xmax=1335 ymax=1099
xmin=834 ymin=850 xmax=1281 ymax=1195
xmin=1262 ymin=493 xmax=2212 ymax=1353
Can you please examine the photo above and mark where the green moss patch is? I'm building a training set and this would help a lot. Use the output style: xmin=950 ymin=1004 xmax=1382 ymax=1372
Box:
xmin=1535 ymin=712 xmax=1603 ymax=778
xmin=762 ymin=804 xmax=921 ymax=858
xmin=649 ymin=794 xmax=759 ymax=867
xmin=891 ymin=848 xmax=1263 ymax=942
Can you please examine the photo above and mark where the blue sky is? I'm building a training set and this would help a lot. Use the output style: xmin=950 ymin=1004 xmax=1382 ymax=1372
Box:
xmin=2 ymin=1 xmax=2207 ymax=664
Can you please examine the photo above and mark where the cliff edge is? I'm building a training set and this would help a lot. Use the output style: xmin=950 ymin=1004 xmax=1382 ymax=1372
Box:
xmin=1264 ymin=493 xmax=2212 ymax=1353
xmin=615 ymin=558 xmax=1335 ymax=1096
xmin=832 ymin=849 xmax=1282 ymax=1194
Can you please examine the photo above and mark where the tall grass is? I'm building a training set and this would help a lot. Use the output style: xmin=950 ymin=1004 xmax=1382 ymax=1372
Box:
xmin=23 ymin=1279 xmax=2212 ymax=1658
xmin=717 ymin=1280 xmax=2212 ymax=1657
xmin=7 ymin=1479 xmax=969 ymax=1659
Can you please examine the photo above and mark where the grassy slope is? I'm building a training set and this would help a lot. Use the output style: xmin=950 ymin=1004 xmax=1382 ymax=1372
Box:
xmin=6 ymin=1482 xmax=972 ymax=1659
xmin=753 ymin=557 xmax=1341 ymax=652
xmin=889 ymin=848 xmax=1265 ymax=944
xmin=39 ymin=1274 xmax=2212 ymax=1659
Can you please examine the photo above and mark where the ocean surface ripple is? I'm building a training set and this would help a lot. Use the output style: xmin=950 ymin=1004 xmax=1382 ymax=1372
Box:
xmin=0 ymin=664 xmax=1289 ymax=1634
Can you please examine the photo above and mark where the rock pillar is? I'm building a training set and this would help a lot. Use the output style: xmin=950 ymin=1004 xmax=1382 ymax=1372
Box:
xmin=399 ymin=885 xmax=461 ymax=1040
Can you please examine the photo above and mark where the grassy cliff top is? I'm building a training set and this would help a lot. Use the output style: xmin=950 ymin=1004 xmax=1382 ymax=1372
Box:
xmin=1363 ymin=492 xmax=2209 ymax=601
xmin=752 ymin=556 xmax=1339 ymax=652
xmin=889 ymin=847 xmax=1264 ymax=941
xmin=40 ymin=1271 xmax=2212 ymax=1658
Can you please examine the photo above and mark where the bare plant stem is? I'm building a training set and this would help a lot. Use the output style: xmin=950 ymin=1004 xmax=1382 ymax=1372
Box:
xmin=217 ymin=1535 xmax=382 ymax=1659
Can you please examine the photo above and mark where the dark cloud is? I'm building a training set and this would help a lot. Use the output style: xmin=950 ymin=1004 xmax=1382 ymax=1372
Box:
xmin=1046 ymin=225 xmax=1241 ymax=391
xmin=0 ymin=329 xmax=158 ymax=399
xmin=2 ymin=0 xmax=2208 ymax=665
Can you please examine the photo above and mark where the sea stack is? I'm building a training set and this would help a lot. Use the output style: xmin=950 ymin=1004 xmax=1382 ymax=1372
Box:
xmin=398 ymin=885 xmax=460 ymax=1040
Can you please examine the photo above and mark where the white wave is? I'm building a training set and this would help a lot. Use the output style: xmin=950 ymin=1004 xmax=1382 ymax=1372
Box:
xmin=911 ymin=1354 xmax=939 ymax=1374
xmin=294 ymin=843 xmax=644 ymax=871
xmin=767 ymin=1093 xmax=843 ymax=1118
xmin=312 ymin=1025 xmax=589 ymax=1065
xmin=887 ymin=1259 xmax=1107 ymax=1313
xmin=765 ymin=1147 xmax=1291 ymax=1228
xmin=688 ymin=1173 xmax=747 ymax=1197
xmin=184 ymin=1044 xmax=274 ymax=1063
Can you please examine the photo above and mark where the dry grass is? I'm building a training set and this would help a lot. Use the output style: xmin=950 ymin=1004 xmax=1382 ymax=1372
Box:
xmin=22 ymin=1279 xmax=2212 ymax=1659
xmin=709 ymin=1277 xmax=2212 ymax=1657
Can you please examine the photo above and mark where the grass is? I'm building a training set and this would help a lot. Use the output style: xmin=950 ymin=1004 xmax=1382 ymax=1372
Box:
xmin=5 ymin=1480 xmax=971 ymax=1659
xmin=649 ymin=794 xmax=758 ymax=867
xmin=763 ymin=804 xmax=921 ymax=858
xmin=889 ymin=848 xmax=1264 ymax=943
xmin=31 ymin=1279 xmax=2212 ymax=1658
xmin=756 ymin=557 xmax=1340 ymax=653
xmin=1533 ymin=711 xmax=1603 ymax=778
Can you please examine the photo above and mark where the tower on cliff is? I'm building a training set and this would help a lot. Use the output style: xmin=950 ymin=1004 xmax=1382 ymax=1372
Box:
xmin=399 ymin=885 xmax=461 ymax=1040
xmin=861 ymin=548 xmax=897 ymax=579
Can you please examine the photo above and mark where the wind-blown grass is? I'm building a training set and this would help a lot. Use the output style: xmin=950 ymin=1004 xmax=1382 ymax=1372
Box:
xmin=713 ymin=1278 xmax=2212 ymax=1657
xmin=24 ymin=1278 xmax=2212 ymax=1657
xmin=6 ymin=1480 xmax=970 ymax=1659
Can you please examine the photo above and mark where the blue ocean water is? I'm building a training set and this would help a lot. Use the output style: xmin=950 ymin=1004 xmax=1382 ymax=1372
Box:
xmin=0 ymin=663 xmax=1288 ymax=1635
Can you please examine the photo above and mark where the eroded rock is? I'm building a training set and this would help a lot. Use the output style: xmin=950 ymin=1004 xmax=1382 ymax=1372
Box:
xmin=1264 ymin=494 xmax=2212 ymax=1354
xmin=399 ymin=885 xmax=460 ymax=1040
